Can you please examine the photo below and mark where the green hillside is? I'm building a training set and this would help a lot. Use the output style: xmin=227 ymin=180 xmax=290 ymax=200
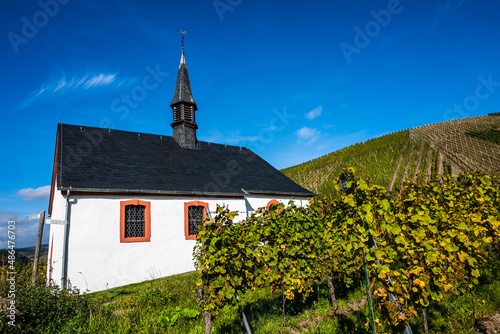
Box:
xmin=15 ymin=244 xmax=49 ymax=261
xmin=282 ymin=115 xmax=500 ymax=197
xmin=0 ymin=249 xmax=30 ymax=266
xmin=281 ymin=129 xmax=425 ymax=197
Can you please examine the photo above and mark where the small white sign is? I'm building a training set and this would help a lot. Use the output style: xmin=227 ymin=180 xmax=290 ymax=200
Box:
xmin=27 ymin=214 xmax=41 ymax=220
xmin=45 ymin=219 xmax=67 ymax=225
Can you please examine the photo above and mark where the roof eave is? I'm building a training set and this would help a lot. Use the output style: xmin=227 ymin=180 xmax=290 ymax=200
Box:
xmin=242 ymin=189 xmax=316 ymax=197
xmin=57 ymin=186 xmax=245 ymax=198
xmin=56 ymin=186 xmax=315 ymax=198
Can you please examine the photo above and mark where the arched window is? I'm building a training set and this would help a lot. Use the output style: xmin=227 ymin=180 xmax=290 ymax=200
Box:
xmin=184 ymin=201 xmax=209 ymax=240
xmin=266 ymin=199 xmax=280 ymax=211
xmin=120 ymin=200 xmax=151 ymax=243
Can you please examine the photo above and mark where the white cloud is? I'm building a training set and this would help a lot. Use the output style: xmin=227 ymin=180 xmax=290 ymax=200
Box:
xmin=296 ymin=126 xmax=319 ymax=139
xmin=17 ymin=185 xmax=51 ymax=201
xmin=305 ymin=106 xmax=323 ymax=120
xmin=295 ymin=126 xmax=321 ymax=145
xmin=18 ymin=71 xmax=128 ymax=109
xmin=0 ymin=211 xmax=50 ymax=249
xmin=83 ymin=73 xmax=116 ymax=88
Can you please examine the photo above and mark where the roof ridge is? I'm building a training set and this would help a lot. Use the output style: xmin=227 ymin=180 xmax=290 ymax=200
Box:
xmin=60 ymin=123 xmax=173 ymax=138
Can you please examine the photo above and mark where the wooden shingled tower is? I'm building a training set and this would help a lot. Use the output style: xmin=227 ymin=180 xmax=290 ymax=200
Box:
xmin=170 ymin=33 xmax=199 ymax=149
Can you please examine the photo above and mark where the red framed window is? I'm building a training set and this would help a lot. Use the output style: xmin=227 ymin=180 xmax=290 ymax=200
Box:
xmin=266 ymin=199 xmax=280 ymax=211
xmin=120 ymin=199 xmax=151 ymax=243
xmin=184 ymin=201 xmax=208 ymax=240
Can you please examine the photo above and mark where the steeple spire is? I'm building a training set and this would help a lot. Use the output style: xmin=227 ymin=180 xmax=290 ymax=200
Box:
xmin=170 ymin=47 xmax=197 ymax=108
xmin=170 ymin=31 xmax=199 ymax=149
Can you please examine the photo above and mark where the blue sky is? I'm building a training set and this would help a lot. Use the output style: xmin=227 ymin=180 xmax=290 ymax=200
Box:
xmin=1 ymin=0 xmax=500 ymax=248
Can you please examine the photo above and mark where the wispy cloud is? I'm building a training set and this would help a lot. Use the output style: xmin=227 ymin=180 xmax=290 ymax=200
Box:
xmin=433 ymin=0 xmax=469 ymax=25
xmin=305 ymin=106 xmax=323 ymax=120
xmin=295 ymin=126 xmax=321 ymax=145
xmin=17 ymin=185 xmax=51 ymax=201
xmin=83 ymin=73 xmax=116 ymax=88
xmin=18 ymin=71 xmax=132 ymax=109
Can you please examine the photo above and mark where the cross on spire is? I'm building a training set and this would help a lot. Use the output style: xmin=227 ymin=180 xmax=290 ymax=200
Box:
xmin=181 ymin=30 xmax=186 ymax=48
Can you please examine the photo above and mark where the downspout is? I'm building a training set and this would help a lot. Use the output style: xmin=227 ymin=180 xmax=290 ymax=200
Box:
xmin=61 ymin=188 xmax=71 ymax=290
xmin=241 ymin=188 xmax=250 ymax=219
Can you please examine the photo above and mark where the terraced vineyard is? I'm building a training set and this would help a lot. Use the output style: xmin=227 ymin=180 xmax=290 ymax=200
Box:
xmin=466 ymin=129 xmax=500 ymax=145
xmin=411 ymin=115 xmax=500 ymax=177
xmin=281 ymin=129 xmax=423 ymax=197
xmin=282 ymin=114 xmax=500 ymax=196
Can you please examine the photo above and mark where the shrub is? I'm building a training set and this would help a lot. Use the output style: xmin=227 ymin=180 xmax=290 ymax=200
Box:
xmin=0 ymin=262 xmax=94 ymax=334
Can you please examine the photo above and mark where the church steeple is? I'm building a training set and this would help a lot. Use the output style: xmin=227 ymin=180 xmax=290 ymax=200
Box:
xmin=170 ymin=33 xmax=198 ymax=149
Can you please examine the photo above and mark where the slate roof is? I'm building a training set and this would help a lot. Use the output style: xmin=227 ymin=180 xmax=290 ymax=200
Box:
xmin=170 ymin=48 xmax=197 ymax=109
xmin=54 ymin=123 xmax=314 ymax=197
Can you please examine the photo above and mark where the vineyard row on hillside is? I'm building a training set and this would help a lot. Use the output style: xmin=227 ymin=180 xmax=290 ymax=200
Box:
xmin=194 ymin=168 xmax=500 ymax=334
xmin=283 ymin=116 xmax=500 ymax=197
xmin=411 ymin=115 xmax=500 ymax=177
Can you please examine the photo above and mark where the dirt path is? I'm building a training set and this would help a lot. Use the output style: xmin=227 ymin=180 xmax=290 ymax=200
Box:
xmin=400 ymin=143 xmax=415 ymax=187
xmin=479 ymin=310 xmax=500 ymax=334
xmin=425 ymin=146 xmax=434 ymax=181
xmin=388 ymin=144 xmax=407 ymax=191
xmin=413 ymin=141 xmax=425 ymax=180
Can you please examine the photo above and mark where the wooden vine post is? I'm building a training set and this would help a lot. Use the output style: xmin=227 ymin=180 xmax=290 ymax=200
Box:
xmin=31 ymin=210 xmax=45 ymax=286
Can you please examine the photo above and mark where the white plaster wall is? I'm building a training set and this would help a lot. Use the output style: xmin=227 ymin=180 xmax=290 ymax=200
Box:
xmin=61 ymin=195 xmax=249 ymax=292
xmin=47 ymin=183 xmax=68 ymax=287
xmin=48 ymin=192 xmax=310 ymax=293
